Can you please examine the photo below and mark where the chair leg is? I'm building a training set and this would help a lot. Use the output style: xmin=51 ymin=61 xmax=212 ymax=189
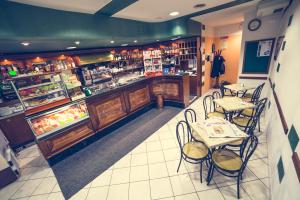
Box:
xmin=237 ymin=175 xmax=241 ymax=199
xmin=177 ymin=155 xmax=183 ymax=173
xmin=200 ymin=162 xmax=203 ymax=183
xmin=258 ymin=116 xmax=261 ymax=132
xmin=207 ymin=165 xmax=214 ymax=185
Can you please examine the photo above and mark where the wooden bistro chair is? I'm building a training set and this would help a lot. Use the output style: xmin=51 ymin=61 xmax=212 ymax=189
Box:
xmin=241 ymin=83 xmax=265 ymax=103
xmin=203 ymin=95 xmax=225 ymax=120
xmin=176 ymin=120 xmax=210 ymax=183
xmin=212 ymin=91 xmax=225 ymax=114
xmin=232 ymin=98 xmax=267 ymax=132
xmin=207 ymin=135 xmax=258 ymax=199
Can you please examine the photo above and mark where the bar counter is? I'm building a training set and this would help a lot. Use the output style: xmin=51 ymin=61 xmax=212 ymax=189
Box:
xmin=34 ymin=75 xmax=190 ymax=159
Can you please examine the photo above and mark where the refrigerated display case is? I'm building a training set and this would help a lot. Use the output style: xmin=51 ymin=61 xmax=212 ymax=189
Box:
xmin=26 ymin=101 xmax=89 ymax=140
xmin=11 ymin=73 xmax=69 ymax=111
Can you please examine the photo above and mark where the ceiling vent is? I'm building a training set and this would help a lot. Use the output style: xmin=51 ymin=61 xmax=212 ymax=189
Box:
xmin=257 ymin=0 xmax=289 ymax=17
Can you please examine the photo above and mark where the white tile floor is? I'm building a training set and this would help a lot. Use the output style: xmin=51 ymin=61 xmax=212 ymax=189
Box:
xmin=0 ymin=92 xmax=270 ymax=200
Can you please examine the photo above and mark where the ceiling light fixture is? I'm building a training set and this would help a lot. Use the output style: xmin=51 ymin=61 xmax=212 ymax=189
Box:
xmin=121 ymin=44 xmax=128 ymax=46
xmin=193 ymin=4 xmax=206 ymax=9
xmin=134 ymin=40 xmax=138 ymax=43
xmin=169 ymin=11 xmax=179 ymax=16
xmin=66 ymin=46 xmax=76 ymax=50
xmin=110 ymin=40 xmax=115 ymax=44
xmin=75 ymin=41 xmax=80 ymax=45
xmin=21 ymin=42 xmax=30 ymax=46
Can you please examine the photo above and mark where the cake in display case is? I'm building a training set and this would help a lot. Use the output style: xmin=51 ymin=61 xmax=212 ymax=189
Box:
xmin=11 ymin=73 xmax=69 ymax=111
xmin=26 ymin=101 xmax=89 ymax=140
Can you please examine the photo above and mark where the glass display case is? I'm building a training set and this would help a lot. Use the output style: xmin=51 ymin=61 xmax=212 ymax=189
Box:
xmin=26 ymin=101 xmax=89 ymax=140
xmin=11 ymin=73 xmax=69 ymax=110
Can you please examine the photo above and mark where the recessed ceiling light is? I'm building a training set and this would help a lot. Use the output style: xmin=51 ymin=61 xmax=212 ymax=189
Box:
xmin=21 ymin=42 xmax=30 ymax=46
xmin=169 ymin=11 xmax=179 ymax=16
xmin=134 ymin=40 xmax=138 ymax=43
xmin=110 ymin=40 xmax=115 ymax=44
xmin=193 ymin=3 xmax=206 ymax=9
xmin=66 ymin=46 xmax=76 ymax=50
xmin=75 ymin=41 xmax=80 ymax=45
xmin=121 ymin=44 xmax=128 ymax=46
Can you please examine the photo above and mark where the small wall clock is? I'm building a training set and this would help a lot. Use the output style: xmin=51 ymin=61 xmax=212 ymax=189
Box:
xmin=248 ymin=18 xmax=261 ymax=31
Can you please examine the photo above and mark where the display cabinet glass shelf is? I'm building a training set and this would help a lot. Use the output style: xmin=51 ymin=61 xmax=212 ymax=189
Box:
xmin=26 ymin=101 xmax=89 ymax=140
xmin=11 ymin=73 xmax=69 ymax=111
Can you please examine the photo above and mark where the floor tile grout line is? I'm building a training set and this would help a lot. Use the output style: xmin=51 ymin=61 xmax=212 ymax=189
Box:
xmin=145 ymin=136 xmax=153 ymax=200
xmin=127 ymin=153 xmax=133 ymax=200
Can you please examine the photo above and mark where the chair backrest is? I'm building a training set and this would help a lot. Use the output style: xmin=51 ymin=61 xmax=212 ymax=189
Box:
xmin=240 ymin=135 xmax=258 ymax=171
xmin=254 ymin=97 xmax=268 ymax=119
xmin=220 ymin=84 xmax=226 ymax=97
xmin=176 ymin=120 xmax=192 ymax=152
xmin=251 ymin=83 xmax=265 ymax=103
xmin=203 ymin=95 xmax=215 ymax=119
xmin=212 ymin=91 xmax=222 ymax=100
xmin=184 ymin=108 xmax=197 ymax=124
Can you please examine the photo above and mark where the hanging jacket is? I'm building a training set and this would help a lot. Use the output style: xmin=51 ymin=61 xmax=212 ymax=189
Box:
xmin=210 ymin=55 xmax=225 ymax=78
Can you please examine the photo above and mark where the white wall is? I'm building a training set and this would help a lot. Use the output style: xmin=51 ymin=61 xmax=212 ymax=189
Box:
xmin=265 ymin=1 xmax=300 ymax=200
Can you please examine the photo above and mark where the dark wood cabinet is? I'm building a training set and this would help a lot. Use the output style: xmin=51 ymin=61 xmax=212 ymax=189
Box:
xmin=0 ymin=113 xmax=34 ymax=149
xmin=37 ymin=119 xmax=93 ymax=159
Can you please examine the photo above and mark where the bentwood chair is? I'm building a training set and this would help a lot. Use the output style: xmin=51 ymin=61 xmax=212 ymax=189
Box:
xmin=220 ymin=83 xmax=236 ymax=97
xmin=203 ymin=95 xmax=225 ymax=119
xmin=240 ymin=98 xmax=268 ymax=132
xmin=225 ymin=111 xmax=260 ymax=154
xmin=207 ymin=135 xmax=258 ymax=199
xmin=184 ymin=109 xmax=203 ymax=142
xmin=176 ymin=120 xmax=209 ymax=182
xmin=232 ymin=98 xmax=267 ymax=132
xmin=241 ymin=83 xmax=265 ymax=103
xmin=212 ymin=91 xmax=225 ymax=114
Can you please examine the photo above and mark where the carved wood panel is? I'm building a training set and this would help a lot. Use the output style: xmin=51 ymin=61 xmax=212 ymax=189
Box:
xmin=93 ymin=95 xmax=127 ymax=129
xmin=128 ymin=86 xmax=150 ymax=112
xmin=152 ymin=82 xmax=180 ymax=100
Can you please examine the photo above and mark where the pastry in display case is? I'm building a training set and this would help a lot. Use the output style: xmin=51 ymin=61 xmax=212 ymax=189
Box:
xmin=27 ymin=101 xmax=89 ymax=140
xmin=61 ymin=71 xmax=85 ymax=101
xmin=11 ymin=73 xmax=69 ymax=111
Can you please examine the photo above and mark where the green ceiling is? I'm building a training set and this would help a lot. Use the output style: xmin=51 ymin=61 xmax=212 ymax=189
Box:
xmin=0 ymin=1 xmax=201 ymax=54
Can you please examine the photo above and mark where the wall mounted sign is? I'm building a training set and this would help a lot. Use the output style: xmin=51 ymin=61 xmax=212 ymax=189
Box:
xmin=257 ymin=40 xmax=273 ymax=57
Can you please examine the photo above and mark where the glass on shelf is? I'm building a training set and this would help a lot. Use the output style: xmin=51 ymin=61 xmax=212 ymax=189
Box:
xmin=12 ymin=73 xmax=69 ymax=110
xmin=27 ymin=101 xmax=89 ymax=139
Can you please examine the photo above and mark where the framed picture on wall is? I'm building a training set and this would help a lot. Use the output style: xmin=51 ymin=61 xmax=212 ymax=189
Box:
xmin=274 ymin=36 xmax=285 ymax=60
